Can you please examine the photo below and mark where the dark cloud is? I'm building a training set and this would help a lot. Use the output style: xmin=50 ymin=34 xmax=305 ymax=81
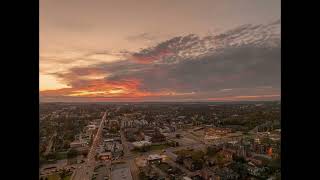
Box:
xmin=47 ymin=20 xmax=280 ymax=100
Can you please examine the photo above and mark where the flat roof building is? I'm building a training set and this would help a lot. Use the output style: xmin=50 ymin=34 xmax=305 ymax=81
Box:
xmin=111 ymin=167 xmax=133 ymax=180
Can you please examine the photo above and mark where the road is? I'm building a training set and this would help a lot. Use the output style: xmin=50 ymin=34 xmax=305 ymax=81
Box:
xmin=72 ymin=111 xmax=107 ymax=180
xmin=44 ymin=132 xmax=57 ymax=155
xmin=73 ymin=118 xmax=207 ymax=180
xmin=120 ymin=129 xmax=132 ymax=157
xmin=94 ymin=162 xmax=109 ymax=180
xmin=119 ymin=129 xmax=139 ymax=180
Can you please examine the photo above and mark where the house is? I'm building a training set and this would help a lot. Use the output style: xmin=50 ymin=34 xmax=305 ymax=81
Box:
xmin=214 ymin=167 xmax=239 ymax=180
xmin=143 ymin=127 xmax=156 ymax=136
xmin=201 ymin=168 xmax=216 ymax=180
xmin=183 ymin=177 xmax=192 ymax=180
xmin=151 ymin=131 xmax=166 ymax=143
xmin=98 ymin=152 xmax=112 ymax=160
xmin=247 ymin=164 xmax=267 ymax=177
xmin=147 ymin=154 xmax=162 ymax=164
xmin=219 ymin=149 xmax=235 ymax=162
xmin=246 ymin=157 xmax=263 ymax=166
xmin=70 ymin=140 xmax=87 ymax=148
xmin=132 ymin=141 xmax=151 ymax=149
xmin=183 ymin=158 xmax=195 ymax=171
xmin=111 ymin=167 xmax=133 ymax=180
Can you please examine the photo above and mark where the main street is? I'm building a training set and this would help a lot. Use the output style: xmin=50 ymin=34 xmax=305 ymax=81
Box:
xmin=72 ymin=110 xmax=107 ymax=180
xmin=119 ymin=128 xmax=139 ymax=180
xmin=73 ymin=112 xmax=207 ymax=180
xmin=44 ymin=132 xmax=57 ymax=156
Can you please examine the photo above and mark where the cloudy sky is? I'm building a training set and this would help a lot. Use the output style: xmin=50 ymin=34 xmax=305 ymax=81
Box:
xmin=40 ymin=0 xmax=281 ymax=102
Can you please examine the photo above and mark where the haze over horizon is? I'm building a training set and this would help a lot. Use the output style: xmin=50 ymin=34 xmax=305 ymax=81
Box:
xmin=40 ymin=0 xmax=281 ymax=102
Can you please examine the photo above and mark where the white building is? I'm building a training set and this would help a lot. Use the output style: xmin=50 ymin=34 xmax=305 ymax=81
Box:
xmin=132 ymin=141 xmax=151 ymax=148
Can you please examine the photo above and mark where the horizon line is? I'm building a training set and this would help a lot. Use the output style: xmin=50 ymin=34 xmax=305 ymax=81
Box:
xmin=40 ymin=100 xmax=280 ymax=103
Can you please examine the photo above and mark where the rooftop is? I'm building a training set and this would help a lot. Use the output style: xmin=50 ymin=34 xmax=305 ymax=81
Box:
xmin=147 ymin=154 xmax=162 ymax=161
xmin=111 ymin=167 xmax=133 ymax=180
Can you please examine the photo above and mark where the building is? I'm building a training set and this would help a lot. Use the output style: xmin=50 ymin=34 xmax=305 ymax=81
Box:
xmin=214 ymin=167 xmax=239 ymax=180
xmin=204 ymin=127 xmax=232 ymax=140
xmin=87 ymin=124 xmax=98 ymax=131
xmin=151 ymin=131 xmax=166 ymax=143
xmin=183 ymin=177 xmax=192 ymax=180
xmin=132 ymin=141 xmax=151 ymax=148
xmin=111 ymin=167 xmax=133 ymax=180
xmin=70 ymin=140 xmax=88 ymax=148
xmin=201 ymin=168 xmax=217 ymax=180
xmin=98 ymin=152 xmax=112 ymax=160
xmin=147 ymin=154 xmax=162 ymax=164
xmin=183 ymin=158 xmax=195 ymax=171
xmin=215 ymin=149 xmax=234 ymax=165
xmin=143 ymin=127 xmax=156 ymax=137
xmin=246 ymin=157 xmax=263 ymax=166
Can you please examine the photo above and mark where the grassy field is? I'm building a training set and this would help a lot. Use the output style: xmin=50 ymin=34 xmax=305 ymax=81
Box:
xmin=149 ymin=144 xmax=170 ymax=151
xmin=63 ymin=175 xmax=71 ymax=180
xmin=131 ymin=144 xmax=169 ymax=152
xmin=55 ymin=151 xmax=68 ymax=160
xmin=44 ymin=174 xmax=71 ymax=180
xmin=45 ymin=174 xmax=59 ymax=180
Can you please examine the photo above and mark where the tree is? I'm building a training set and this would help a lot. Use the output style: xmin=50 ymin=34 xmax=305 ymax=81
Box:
xmin=63 ymin=139 xmax=71 ymax=150
xmin=191 ymin=150 xmax=205 ymax=161
xmin=59 ymin=169 xmax=71 ymax=179
xmin=206 ymin=146 xmax=219 ymax=157
xmin=216 ymin=153 xmax=225 ymax=166
xmin=67 ymin=149 xmax=79 ymax=159
xmin=176 ymin=155 xmax=184 ymax=164
xmin=45 ymin=153 xmax=56 ymax=160
xmin=231 ymin=162 xmax=248 ymax=179
xmin=233 ymin=155 xmax=246 ymax=163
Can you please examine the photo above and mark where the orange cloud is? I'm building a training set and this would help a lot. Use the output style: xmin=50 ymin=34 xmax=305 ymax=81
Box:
xmin=39 ymin=77 xmax=201 ymax=101
xmin=40 ymin=78 xmax=169 ymax=99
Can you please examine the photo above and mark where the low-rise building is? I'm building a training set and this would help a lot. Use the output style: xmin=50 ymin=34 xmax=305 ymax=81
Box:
xmin=147 ymin=154 xmax=162 ymax=164
xmin=111 ymin=167 xmax=133 ymax=180
xmin=98 ymin=152 xmax=112 ymax=160
xmin=132 ymin=140 xmax=151 ymax=148
xmin=70 ymin=140 xmax=88 ymax=148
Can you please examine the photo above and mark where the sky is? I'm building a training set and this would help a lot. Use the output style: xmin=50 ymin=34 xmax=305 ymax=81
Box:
xmin=40 ymin=0 xmax=281 ymax=102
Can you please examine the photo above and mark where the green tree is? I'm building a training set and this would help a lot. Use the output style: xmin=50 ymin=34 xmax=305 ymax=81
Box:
xmin=206 ymin=146 xmax=219 ymax=157
xmin=191 ymin=150 xmax=204 ymax=161
xmin=216 ymin=153 xmax=225 ymax=166
xmin=45 ymin=153 xmax=56 ymax=160
xmin=59 ymin=169 xmax=71 ymax=179
xmin=67 ymin=149 xmax=79 ymax=159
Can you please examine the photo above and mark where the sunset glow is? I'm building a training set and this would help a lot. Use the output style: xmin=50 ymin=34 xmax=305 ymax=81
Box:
xmin=40 ymin=0 xmax=280 ymax=102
